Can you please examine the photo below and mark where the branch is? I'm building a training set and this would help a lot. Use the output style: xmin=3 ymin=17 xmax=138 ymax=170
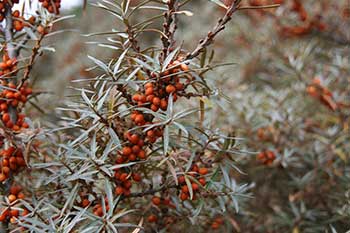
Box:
xmin=161 ymin=0 xmax=177 ymax=61
xmin=186 ymin=0 xmax=242 ymax=60
xmin=4 ymin=4 xmax=15 ymax=59
xmin=18 ymin=33 xmax=45 ymax=88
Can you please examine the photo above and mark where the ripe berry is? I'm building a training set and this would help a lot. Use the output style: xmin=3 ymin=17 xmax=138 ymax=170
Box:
xmin=115 ymin=186 xmax=124 ymax=195
xmin=147 ymin=214 xmax=157 ymax=223
xmin=181 ymin=185 xmax=189 ymax=193
xmin=122 ymin=147 xmax=132 ymax=156
xmin=132 ymin=145 xmax=141 ymax=154
xmin=199 ymin=178 xmax=206 ymax=186
xmin=152 ymin=196 xmax=161 ymax=205
xmin=180 ymin=192 xmax=189 ymax=201
xmin=8 ymin=194 xmax=17 ymax=203
xmin=0 ymin=174 xmax=6 ymax=182
xmin=166 ymin=85 xmax=176 ymax=94
xmin=137 ymin=150 xmax=146 ymax=159
xmin=198 ymin=167 xmax=208 ymax=175
xmin=129 ymin=134 xmax=139 ymax=144
xmin=160 ymin=99 xmax=168 ymax=110
xmin=134 ymin=114 xmax=144 ymax=124
xmin=2 ymin=113 xmax=10 ymax=122
xmin=119 ymin=173 xmax=128 ymax=182
xmin=132 ymin=173 xmax=142 ymax=182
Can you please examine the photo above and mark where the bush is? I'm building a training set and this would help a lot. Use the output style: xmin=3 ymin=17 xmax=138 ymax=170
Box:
xmin=0 ymin=0 xmax=349 ymax=232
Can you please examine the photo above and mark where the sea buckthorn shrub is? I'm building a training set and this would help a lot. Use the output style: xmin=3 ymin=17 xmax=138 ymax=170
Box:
xmin=25 ymin=0 xmax=269 ymax=232
xmin=1 ymin=0 xmax=349 ymax=232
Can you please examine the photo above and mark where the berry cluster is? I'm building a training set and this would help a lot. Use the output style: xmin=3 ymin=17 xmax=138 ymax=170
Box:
xmin=113 ymin=59 xmax=190 ymax=196
xmin=132 ymin=59 xmax=188 ymax=113
xmin=0 ymin=0 xmax=19 ymax=22
xmin=0 ymin=81 xmax=32 ymax=130
xmin=12 ymin=10 xmax=36 ymax=32
xmin=257 ymin=150 xmax=276 ymax=165
xmin=0 ymin=53 xmax=17 ymax=77
xmin=210 ymin=217 xmax=224 ymax=230
xmin=178 ymin=165 xmax=208 ymax=201
xmin=0 ymin=185 xmax=27 ymax=224
xmin=306 ymin=77 xmax=338 ymax=111
xmin=39 ymin=0 xmax=61 ymax=14
xmin=114 ymin=170 xmax=142 ymax=196
xmin=0 ymin=147 xmax=26 ymax=182
xmin=279 ymin=0 xmax=327 ymax=36
xmin=92 ymin=197 xmax=110 ymax=217
xmin=151 ymin=196 xmax=175 ymax=208
xmin=147 ymin=196 xmax=175 ymax=223
xmin=256 ymin=126 xmax=275 ymax=142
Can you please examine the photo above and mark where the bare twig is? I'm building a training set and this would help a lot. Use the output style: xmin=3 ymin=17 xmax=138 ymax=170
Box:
xmin=161 ymin=0 xmax=178 ymax=61
xmin=186 ymin=0 xmax=242 ymax=60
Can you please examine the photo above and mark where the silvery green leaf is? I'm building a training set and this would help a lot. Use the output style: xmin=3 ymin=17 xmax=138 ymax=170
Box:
xmin=88 ymin=55 xmax=109 ymax=72
xmin=162 ymin=47 xmax=180 ymax=72
xmin=185 ymin=176 xmax=193 ymax=200
xmin=114 ymin=49 xmax=129 ymax=74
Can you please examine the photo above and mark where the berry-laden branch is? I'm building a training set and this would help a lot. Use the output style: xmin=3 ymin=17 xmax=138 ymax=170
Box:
xmin=0 ymin=0 xmax=62 ymax=231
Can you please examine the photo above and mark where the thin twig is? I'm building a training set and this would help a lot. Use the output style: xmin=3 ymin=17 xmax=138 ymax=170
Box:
xmin=186 ymin=0 xmax=242 ymax=60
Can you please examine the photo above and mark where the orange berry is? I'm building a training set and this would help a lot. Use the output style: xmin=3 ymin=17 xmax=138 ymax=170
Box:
xmin=81 ymin=199 xmax=90 ymax=207
xmin=2 ymin=166 xmax=10 ymax=174
xmin=152 ymin=97 xmax=161 ymax=106
xmin=198 ymin=178 xmax=206 ymax=186
xmin=147 ymin=214 xmax=157 ymax=223
xmin=211 ymin=222 xmax=220 ymax=229
xmin=134 ymin=114 xmax=144 ymax=124
xmin=180 ymin=192 xmax=188 ymax=201
xmin=132 ymin=173 xmax=142 ymax=182
xmin=146 ymin=94 xmax=155 ymax=102
xmin=10 ymin=209 xmax=19 ymax=217
xmin=129 ymin=134 xmax=139 ymax=144
xmin=115 ymin=186 xmax=124 ymax=195
xmin=160 ymin=99 xmax=168 ymax=110
xmin=129 ymin=154 xmax=137 ymax=161
xmin=175 ymin=82 xmax=184 ymax=91
xmin=166 ymin=85 xmax=176 ymax=94
xmin=8 ymin=194 xmax=17 ymax=203
xmin=0 ymin=210 xmax=8 ymax=222
xmin=119 ymin=173 xmax=128 ymax=182
xmin=132 ymin=94 xmax=141 ymax=102
xmin=10 ymin=186 xmax=21 ymax=195
xmin=180 ymin=63 xmax=189 ymax=71
xmin=9 ymin=217 xmax=16 ymax=224
xmin=123 ymin=188 xmax=131 ymax=196
xmin=0 ymin=174 xmax=6 ymax=182
xmin=2 ymin=113 xmax=10 ymax=122
xmin=150 ymin=104 xmax=159 ymax=112
xmin=152 ymin=196 xmax=161 ymax=206
xmin=178 ymin=176 xmax=185 ymax=184
xmin=181 ymin=185 xmax=189 ymax=193
xmin=145 ymin=87 xmax=154 ymax=96
xmin=137 ymin=150 xmax=146 ymax=159
xmin=144 ymin=83 xmax=153 ymax=89
xmin=198 ymin=167 xmax=208 ymax=175
xmin=132 ymin=144 xmax=141 ymax=152
xmin=123 ymin=180 xmax=132 ymax=189
xmin=192 ymin=183 xmax=199 ymax=191
xmin=122 ymin=147 xmax=132 ymax=156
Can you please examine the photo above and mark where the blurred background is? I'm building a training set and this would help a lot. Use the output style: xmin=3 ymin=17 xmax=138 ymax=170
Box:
xmin=25 ymin=0 xmax=350 ymax=232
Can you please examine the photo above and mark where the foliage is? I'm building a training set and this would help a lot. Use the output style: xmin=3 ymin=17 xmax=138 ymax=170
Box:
xmin=0 ymin=0 xmax=349 ymax=233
